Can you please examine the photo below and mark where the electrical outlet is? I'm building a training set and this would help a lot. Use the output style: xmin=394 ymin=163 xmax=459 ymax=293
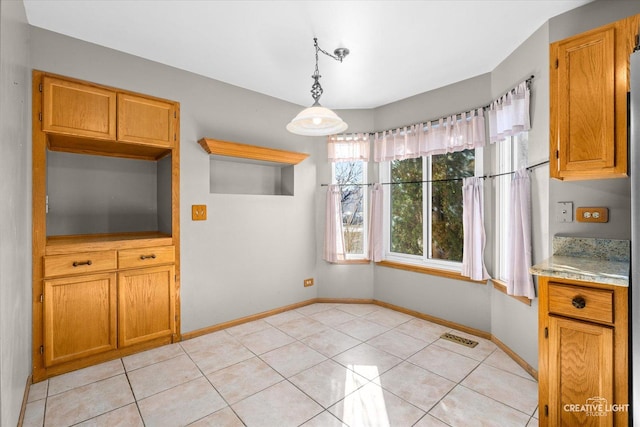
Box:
xmin=576 ymin=207 xmax=609 ymax=223
xmin=304 ymin=278 xmax=314 ymax=287
xmin=192 ymin=205 xmax=207 ymax=221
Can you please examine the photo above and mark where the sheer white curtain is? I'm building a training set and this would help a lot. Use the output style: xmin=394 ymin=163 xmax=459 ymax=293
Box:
xmin=324 ymin=184 xmax=345 ymax=263
xmin=462 ymin=177 xmax=490 ymax=281
xmin=507 ymin=169 xmax=535 ymax=298
xmin=488 ymin=81 xmax=530 ymax=144
xmin=327 ymin=133 xmax=370 ymax=162
xmin=368 ymin=183 xmax=384 ymax=262
xmin=373 ymin=109 xmax=485 ymax=162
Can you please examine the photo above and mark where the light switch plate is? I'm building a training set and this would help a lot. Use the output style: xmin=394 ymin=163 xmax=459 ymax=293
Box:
xmin=192 ymin=204 xmax=207 ymax=221
xmin=556 ymin=202 xmax=573 ymax=222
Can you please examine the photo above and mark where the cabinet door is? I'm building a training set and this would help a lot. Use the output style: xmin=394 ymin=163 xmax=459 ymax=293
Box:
xmin=548 ymin=316 xmax=614 ymax=427
xmin=118 ymin=265 xmax=175 ymax=347
xmin=117 ymin=93 xmax=176 ymax=148
xmin=552 ymin=27 xmax=615 ymax=178
xmin=42 ymin=76 xmax=117 ymax=140
xmin=43 ymin=273 xmax=117 ymax=367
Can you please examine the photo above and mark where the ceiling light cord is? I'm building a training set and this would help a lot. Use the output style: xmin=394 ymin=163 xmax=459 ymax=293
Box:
xmin=311 ymin=38 xmax=349 ymax=106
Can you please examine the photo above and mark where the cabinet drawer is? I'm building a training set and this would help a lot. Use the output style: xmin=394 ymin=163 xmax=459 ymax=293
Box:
xmin=118 ymin=246 xmax=175 ymax=269
xmin=44 ymin=250 xmax=117 ymax=278
xmin=548 ymin=282 xmax=614 ymax=324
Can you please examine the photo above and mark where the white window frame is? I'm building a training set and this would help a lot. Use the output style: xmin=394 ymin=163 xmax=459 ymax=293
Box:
xmin=380 ymin=148 xmax=483 ymax=272
xmin=331 ymin=161 xmax=369 ymax=260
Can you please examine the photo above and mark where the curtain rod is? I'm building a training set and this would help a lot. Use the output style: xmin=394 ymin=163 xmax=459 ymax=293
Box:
xmin=320 ymin=159 xmax=549 ymax=187
xmin=364 ymin=75 xmax=534 ymax=136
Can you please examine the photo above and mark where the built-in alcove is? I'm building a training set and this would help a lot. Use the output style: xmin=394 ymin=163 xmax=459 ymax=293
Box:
xmin=46 ymin=150 xmax=172 ymax=236
xmin=198 ymin=138 xmax=308 ymax=196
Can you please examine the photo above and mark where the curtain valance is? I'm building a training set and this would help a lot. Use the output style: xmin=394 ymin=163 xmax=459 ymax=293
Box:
xmin=488 ymin=81 xmax=531 ymax=144
xmin=372 ymin=109 xmax=485 ymax=162
xmin=327 ymin=133 xmax=370 ymax=162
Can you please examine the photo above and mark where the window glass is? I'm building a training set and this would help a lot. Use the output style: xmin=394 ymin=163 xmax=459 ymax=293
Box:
xmin=384 ymin=149 xmax=476 ymax=268
xmin=431 ymin=150 xmax=475 ymax=262
xmin=333 ymin=161 xmax=367 ymax=257
xmin=390 ymin=157 xmax=423 ymax=256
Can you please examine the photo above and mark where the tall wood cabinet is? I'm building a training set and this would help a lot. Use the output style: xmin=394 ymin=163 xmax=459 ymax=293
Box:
xmin=550 ymin=14 xmax=640 ymax=180
xmin=32 ymin=71 xmax=181 ymax=381
xmin=538 ymin=276 xmax=628 ymax=426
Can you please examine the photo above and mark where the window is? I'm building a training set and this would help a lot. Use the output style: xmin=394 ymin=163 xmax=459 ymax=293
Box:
xmin=332 ymin=161 xmax=368 ymax=259
xmin=382 ymin=149 xmax=479 ymax=270
xmin=495 ymin=133 xmax=528 ymax=282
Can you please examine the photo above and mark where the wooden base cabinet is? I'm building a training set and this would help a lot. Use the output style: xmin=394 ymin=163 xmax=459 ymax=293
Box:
xmin=538 ymin=276 xmax=628 ymax=426
xmin=118 ymin=265 xmax=176 ymax=348
xmin=43 ymin=272 xmax=117 ymax=367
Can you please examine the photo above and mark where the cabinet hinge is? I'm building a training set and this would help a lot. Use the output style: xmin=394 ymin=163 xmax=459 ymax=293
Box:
xmin=174 ymin=111 xmax=177 ymax=119
xmin=40 ymin=294 xmax=43 ymax=303
xmin=544 ymin=327 xmax=548 ymax=338
xmin=39 ymin=83 xmax=43 ymax=92
xmin=40 ymin=345 xmax=44 ymax=355
xmin=39 ymin=112 xmax=42 ymax=122
xmin=555 ymin=150 xmax=559 ymax=160
xmin=174 ymin=133 xmax=176 ymax=142
xmin=45 ymin=195 xmax=49 ymax=214
xmin=544 ymin=405 xmax=549 ymax=416
xmin=555 ymin=58 xmax=559 ymax=69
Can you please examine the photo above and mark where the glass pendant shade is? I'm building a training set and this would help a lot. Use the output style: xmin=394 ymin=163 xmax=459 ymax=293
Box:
xmin=286 ymin=105 xmax=348 ymax=136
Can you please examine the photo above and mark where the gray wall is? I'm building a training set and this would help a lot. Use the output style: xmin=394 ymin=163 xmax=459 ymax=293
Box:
xmin=46 ymin=151 xmax=159 ymax=235
xmin=0 ymin=1 xmax=31 ymax=426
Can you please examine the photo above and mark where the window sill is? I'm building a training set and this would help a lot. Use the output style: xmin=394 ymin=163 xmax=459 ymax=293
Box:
xmin=491 ymin=279 xmax=532 ymax=306
xmin=327 ymin=259 xmax=371 ymax=265
xmin=376 ymin=260 xmax=487 ymax=284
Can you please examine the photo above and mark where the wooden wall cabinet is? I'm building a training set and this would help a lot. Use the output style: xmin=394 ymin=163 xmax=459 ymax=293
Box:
xmin=41 ymin=74 xmax=178 ymax=159
xmin=32 ymin=70 xmax=181 ymax=381
xmin=550 ymin=14 xmax=640 ymax=180
xmin=538 ymin=276 xmax=628 ymax=426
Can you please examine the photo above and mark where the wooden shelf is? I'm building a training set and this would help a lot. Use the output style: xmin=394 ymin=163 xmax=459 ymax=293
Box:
xmin=198 ymin=138 xmax=308 ymax=165
xmin=46 ymin=231 xmax=173 ymax=255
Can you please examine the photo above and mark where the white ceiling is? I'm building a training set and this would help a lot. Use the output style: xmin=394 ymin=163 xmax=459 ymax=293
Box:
xmin=23 ymin=0 xmax=592 ymax=109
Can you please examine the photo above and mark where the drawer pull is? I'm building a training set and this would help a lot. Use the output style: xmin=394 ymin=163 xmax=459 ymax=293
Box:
xmin=572 ymin=296 xmax=586 ymax=309
xmin=140 ymin=254 xmax=157 ymax=260
xmin=72 ymin=260 xmax=92 ymax=267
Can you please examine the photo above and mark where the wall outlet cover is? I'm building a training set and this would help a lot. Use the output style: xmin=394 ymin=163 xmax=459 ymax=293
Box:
xmin=556 ymin=202 xmax=573 ymax=223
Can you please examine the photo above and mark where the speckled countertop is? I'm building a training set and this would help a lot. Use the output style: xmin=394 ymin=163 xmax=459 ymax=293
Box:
xmin=530 ymin=237 xmax=630 ymax=287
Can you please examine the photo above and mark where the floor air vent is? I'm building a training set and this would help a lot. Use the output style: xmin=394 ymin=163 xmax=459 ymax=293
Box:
xmin=440 ymin=332 xmax=479 ymax=348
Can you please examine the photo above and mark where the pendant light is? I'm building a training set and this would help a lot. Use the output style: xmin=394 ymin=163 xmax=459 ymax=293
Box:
xmin=287 ymin=38 xmax=349 ymax=136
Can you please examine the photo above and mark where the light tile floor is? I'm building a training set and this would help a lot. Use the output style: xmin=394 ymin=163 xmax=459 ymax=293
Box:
xmin=23 ymin=303 xmax=538 ymax=427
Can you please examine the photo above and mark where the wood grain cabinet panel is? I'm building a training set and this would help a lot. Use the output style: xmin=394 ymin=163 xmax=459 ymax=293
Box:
xmin=118 ymin=265 xmax=175 ymax=348
xmin=117 ymin=93 xmax=175 ymax=148
xmin=550 ymin=14 xmax=640 ymax=180
xmin=118 ymin=245 xmax=175 ymax=269
xmin=42 ymin=76 xmax=117 ymax=141
xmin=548 ymin=317 xmax=614 ymax=426
xmin=44 ymin=250 xmax=117 ymax=278
xmin=43 ymin=273 xmax=117 ymax=367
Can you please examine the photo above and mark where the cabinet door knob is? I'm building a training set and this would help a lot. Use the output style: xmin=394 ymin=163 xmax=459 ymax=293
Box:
xmin=572 ymin=296 xmax=586 ymax=309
